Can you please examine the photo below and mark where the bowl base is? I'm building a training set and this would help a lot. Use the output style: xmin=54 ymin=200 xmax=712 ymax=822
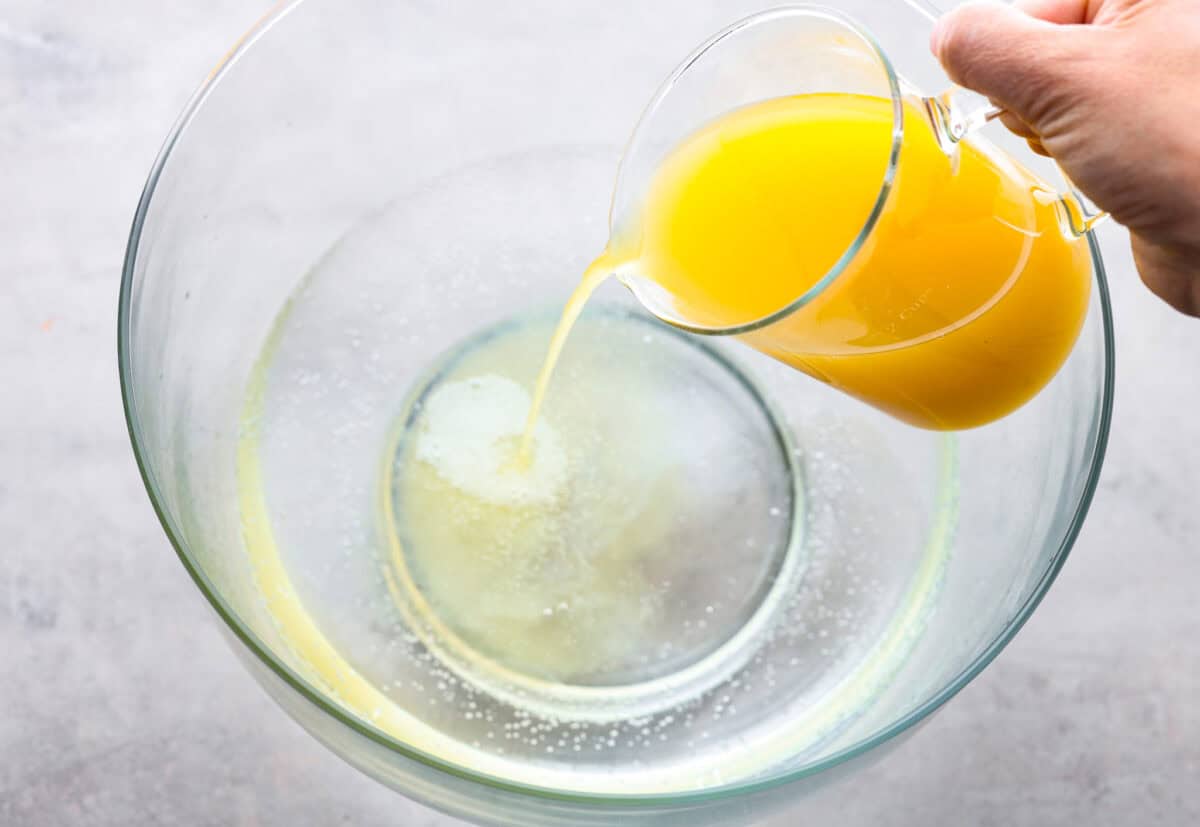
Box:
xmin=382 ymin=308 xmax=805 ymax=722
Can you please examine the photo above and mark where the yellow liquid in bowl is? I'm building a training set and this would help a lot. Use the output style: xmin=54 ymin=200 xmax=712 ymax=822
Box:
xmin=230 ymin=128 xmax=973 ymax=793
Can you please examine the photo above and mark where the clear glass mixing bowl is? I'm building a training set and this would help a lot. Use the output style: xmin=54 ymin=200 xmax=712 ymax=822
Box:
xmin=119 ymin=1 xmax=1113 ymax=824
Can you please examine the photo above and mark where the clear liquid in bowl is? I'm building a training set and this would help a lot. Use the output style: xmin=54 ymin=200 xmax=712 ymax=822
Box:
xmin=235 ymin=152 xmax=955 ymax=794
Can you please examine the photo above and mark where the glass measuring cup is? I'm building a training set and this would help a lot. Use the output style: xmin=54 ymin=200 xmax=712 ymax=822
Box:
xmin=609 ymin=4 xmax=1106 ymax=430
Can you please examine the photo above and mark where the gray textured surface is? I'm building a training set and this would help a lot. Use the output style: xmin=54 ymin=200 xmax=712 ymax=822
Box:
xmin=2 ymin=2 xmax=1199 ymax=825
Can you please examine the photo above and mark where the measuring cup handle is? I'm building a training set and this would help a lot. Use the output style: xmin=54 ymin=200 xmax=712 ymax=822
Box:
xmin=924 ymin=85 xmax=1001 ymax=145
xmin=1057 ymin=179 xmax=1108 ymax=236
xmin=924 ymin=85 xmax=1109 ymax=236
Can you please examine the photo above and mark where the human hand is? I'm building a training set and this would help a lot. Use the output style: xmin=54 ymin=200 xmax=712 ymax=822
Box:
xmin=932 ymin=0 xmax=1200 ymax=316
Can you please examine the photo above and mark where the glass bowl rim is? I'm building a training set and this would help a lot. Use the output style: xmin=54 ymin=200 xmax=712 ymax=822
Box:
xmin=117 ymin=0 xmax=1115 ymax=808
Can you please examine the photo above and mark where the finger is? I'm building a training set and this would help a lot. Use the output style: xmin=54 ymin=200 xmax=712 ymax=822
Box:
xmin=932 ymin=0 xmax=1092 ymax=124
xmin=999 ymin=111 xmax=1040 ymax=139
xmin=1028 ymin=137 xmax=1052 ymax=156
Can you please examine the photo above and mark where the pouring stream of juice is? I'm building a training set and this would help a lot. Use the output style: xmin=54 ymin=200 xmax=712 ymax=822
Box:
xmin=518 ymin=262 xmax=613 ymax=459
xmin=518 ymin=91 xmax=1090 ymax=457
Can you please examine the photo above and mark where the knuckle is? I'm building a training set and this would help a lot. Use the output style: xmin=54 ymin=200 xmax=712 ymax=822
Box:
xmin=938 ymin=5 xmax=996 ymax=86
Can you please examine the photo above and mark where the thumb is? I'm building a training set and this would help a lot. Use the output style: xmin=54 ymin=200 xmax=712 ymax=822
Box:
xmin=932 ymin=0 xmax=1088 ymax=126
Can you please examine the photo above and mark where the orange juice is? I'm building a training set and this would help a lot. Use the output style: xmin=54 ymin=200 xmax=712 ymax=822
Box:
xmin=597 ymin=93 xmax=1093 ymax=430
